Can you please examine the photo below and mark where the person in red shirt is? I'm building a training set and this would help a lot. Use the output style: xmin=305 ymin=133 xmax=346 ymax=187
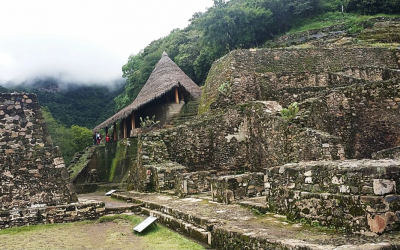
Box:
xmin=106 ymin=134 xmax=110 ymax=142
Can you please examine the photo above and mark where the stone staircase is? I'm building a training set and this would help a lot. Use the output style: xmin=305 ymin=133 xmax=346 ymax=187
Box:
xmin=70 ymin=138 xmax=138 ymax=194
xmin=170 ymin=99 xmax=200 ymax=125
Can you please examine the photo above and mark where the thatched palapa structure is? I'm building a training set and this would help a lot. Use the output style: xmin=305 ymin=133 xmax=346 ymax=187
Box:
xmin=94 ymin=52 xmax=201 ymax=139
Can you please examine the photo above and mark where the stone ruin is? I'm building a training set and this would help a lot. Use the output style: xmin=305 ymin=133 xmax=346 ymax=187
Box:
xmin=0 ymin=93 xmax=104 ymax=229
xmin=121 ymin=46 xmax=400 ymax=234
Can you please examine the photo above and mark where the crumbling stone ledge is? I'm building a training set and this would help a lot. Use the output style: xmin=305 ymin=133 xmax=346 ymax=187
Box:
xmin=0 ymin=201 xmax=105 ymax=229
xmin=265 ymin=159 xmax=400 ymax=233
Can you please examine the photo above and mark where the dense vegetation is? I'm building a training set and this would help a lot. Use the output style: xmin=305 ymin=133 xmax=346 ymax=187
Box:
xmin=1 ymin=78 xmax=123 ymax=163
xmin=116 ymin=0 xmax=400 ymax=110
xmin=41 ymin=107 xmax=93 ymax=164
xmin=3 ymin=77 xmax=124 ymax=128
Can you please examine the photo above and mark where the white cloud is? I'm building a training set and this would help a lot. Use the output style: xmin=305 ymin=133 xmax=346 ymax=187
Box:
xmin=0 ymin=0 xmax=213 ymax=84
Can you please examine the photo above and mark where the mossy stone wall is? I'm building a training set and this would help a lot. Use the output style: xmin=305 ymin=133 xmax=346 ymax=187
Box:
xmin=77 ymin=138 xmax=138 ymax=188
xmin=200 ymin=47 xmax=399 ymax=114
xmin=134 ymin=103 xmax=343 ymax=175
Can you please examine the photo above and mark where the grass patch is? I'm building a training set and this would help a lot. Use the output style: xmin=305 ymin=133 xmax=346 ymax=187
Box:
xmin=136 ymin=222 xmax=206 ymax=250
xmin=250 ymin=208 xmax=266 ymax=217
xmin=287 ymin=12 xmax=358 ymax=34
xmin=97 ymin=214 xmax=142 ymax=224
xmin=287 ymin=12 xmax=400 ymax=35
xmin=98 ymin=214 xmax=205 ymax=249
xmin=0 ymin=215 xmax=205 ymax=250
xmin=0 ymin=221 xmax=92 ymax=235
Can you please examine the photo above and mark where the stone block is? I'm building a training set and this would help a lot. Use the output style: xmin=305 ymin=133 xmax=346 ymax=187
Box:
xmin=53 ymin=157 xmax=64 ymax=166
xmin=373 ymin=179 xmax=396 ymax=195
xmin=368 ymin=215 xmax=387 ymax=234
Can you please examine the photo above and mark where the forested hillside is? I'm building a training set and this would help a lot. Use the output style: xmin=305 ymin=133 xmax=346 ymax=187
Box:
xmin=1 ymin=0 xmax=399 ymax=164
xmin=2 ymin=77 xmax=124 ymax=128
xmin=1 ymin=78 xmax=124 ymax=163
xmin=116 ymin=0 xmax=400 ymax=110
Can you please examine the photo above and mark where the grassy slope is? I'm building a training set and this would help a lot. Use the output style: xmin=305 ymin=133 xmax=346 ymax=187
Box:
xmin=286 ymin=12 xmax=400 ymax=35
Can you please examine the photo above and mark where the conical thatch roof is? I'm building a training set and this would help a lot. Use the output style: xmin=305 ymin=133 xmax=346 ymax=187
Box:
xmin=93 ymin=52 xmax=201 ymax=132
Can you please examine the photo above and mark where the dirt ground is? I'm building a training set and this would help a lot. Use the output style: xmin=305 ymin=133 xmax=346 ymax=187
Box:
xmin=0 ymin=216 xmax=205 ymax=250
xmin=0 ymin=220 xmax=144 ymax=250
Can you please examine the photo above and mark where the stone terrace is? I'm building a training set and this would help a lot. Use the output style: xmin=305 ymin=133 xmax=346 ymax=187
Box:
xmin=92 ymin=191 xmax=400 ymax=250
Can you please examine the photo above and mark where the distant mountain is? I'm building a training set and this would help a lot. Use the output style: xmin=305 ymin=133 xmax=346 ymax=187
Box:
xmin=0 ymin=77 xmax=125 ymax=129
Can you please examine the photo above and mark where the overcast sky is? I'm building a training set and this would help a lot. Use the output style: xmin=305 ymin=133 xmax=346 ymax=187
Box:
xmin=0 ymin=0 xmax=214 ymax=84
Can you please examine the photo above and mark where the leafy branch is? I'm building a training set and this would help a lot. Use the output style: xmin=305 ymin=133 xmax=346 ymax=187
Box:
xmin=281 ymin=102 xmax=299 ymax=121
xmin=218 ymin=81 xmax=231 ymax=95
xmin=140 ymin=115 xmax=160 ymax=131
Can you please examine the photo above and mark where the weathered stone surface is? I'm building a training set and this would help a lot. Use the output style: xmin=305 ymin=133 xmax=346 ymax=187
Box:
xmin=0 ymin=200 xmax=105 ymax=229
xmin=266 ymin=159 xmax=400 ymax=233
xmin=0 ymin=93 xmax=77 ymax=221
xmin=368 ymin=215 xmax=387 ymax=234
xmin=373 ymin=179 xmax=396 ymax=195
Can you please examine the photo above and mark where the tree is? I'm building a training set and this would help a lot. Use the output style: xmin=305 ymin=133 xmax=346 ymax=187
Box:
xmin=42 ymin=107 xmax=93 ymax=164
xmin=71 ymin=125 xmax=92 ymax=150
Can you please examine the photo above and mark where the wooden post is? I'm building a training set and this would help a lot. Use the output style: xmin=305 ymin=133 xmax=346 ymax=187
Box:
xmin=180 ymin=92 xmax=184 ymax=102
xmin=105 ymin=127 xmax=108 ymax=136
xmin=113 ymin=123 xmax=117 ymax=141
xmin=175 ymin=88 xmax=179 ymax=104
xmin=123 ymin=118 xmax=127 ymax=138
xmin=131 ymin=112 xmax=135 ymax=131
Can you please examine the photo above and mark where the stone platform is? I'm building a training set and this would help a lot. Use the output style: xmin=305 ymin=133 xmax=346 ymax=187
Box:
xmin=81 ymin=191 xmax=400 ymax=250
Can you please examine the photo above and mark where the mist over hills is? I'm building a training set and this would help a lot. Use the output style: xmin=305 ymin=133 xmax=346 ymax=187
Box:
xmin=0 ymin=77 xmax=125 ymax=129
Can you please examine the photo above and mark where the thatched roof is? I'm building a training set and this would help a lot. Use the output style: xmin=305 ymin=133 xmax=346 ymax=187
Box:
xmin=93 ymin=52 xmax=201 ymax=132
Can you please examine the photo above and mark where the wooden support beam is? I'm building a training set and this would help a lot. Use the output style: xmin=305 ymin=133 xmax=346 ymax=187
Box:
xmin=113 ymin=123 xmax=117 ymax=141
xmin=175 ymin=88 xmax=179 ymax=104
xmin=180 ymin=92 xmax=184 ymax=102
xmin=123 ymin=118 xmax=127 ymax=139
xmin=105 ymin=127 xmax=108 ymax=136
xmin=131 ymin=112 xmax=135 ymax=131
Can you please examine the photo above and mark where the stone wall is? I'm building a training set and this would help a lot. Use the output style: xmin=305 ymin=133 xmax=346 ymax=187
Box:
xmin=373 ymin=146 xmax=400 ymax=160
xmin=265 ymin=159 xmax=400 ymax=233
xmin=0 ymin=201 xmax=105 ymax=229
xmin=127 ymin=102 xmax=344 ymax=194
xmin=72 ymin=138 xmax=138 ymax=193
xmin=200 ymin=47 xmax=400 ymax=113
xmin=175 ymin=171 xmax=214 ymax=196
xmin=211 ymin=172 xmax=264 ymax=204
xmin=266 ymin=17 xmax=400 ymax=48
xmin=299 ymin=79 xmax=400 ymax=159
xmin=0 ymin=93 xmax=77 ymax=210
xmin=163 ymin=102 xmax=344 ymax=172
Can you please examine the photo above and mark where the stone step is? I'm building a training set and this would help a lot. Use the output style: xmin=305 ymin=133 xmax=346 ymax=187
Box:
xmin=111 ymin=193 xmax=211 ymax=245
xmin=105 ymin=204 xmax=142 ymax=214
xmin=111 ymin=193 xmax=215 ymax=231
xmin=234 ymin=196 xmax=268 ymax=213
xmin=110 ymin=192 xmax=400 ymax=250
xmin=141 ymin=208 xmax=210 ymax=245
